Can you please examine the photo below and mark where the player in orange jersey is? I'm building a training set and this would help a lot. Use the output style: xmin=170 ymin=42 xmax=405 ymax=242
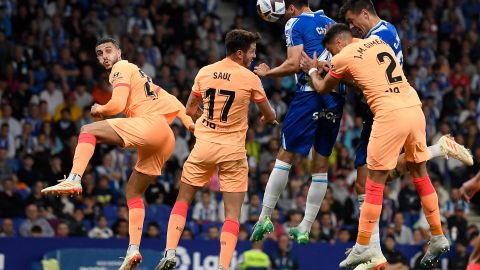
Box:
xmin=299 ymin=24 xmax=449 ymax=269
xmin=41 ymin=38 xmax=194 ymax=270
xmin=155 ymin=29 xmax=276 ymax=270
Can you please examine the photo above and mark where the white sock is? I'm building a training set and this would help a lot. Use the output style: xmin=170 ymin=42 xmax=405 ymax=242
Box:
xmin=165 ymin=249 xmax=175 ymax=257
xmin=297 ymin=173 xmax=328 ymax=233
xmin=127 ymin=244 xmax=138 ymax=255
xmin=427 ymin=144 xmax=443 ymax=159
xmin=354 ymin=243 xmax=369 ymax=253
xmin=67 ymin=173 xmax=82 ymax=184
xmin=259 ymin=160 xmax=292 ymax=220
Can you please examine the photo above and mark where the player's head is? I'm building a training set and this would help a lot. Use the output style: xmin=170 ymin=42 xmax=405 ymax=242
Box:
xmin=225 ymin=29 xmax=261 ymax=68
xmin=322 ymin=23 xmax=353 ymax=55
xmin=283 ymin=0 xmax=309 ymax=21
xmin=339 ymin=0 xmax=378 ymax=37
xmin=95 ymin=37 xmax=122 ymax=70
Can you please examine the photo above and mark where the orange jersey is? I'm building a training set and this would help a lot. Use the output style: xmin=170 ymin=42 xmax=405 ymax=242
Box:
xmin=329 ymin=37 xmax=421 ymax=115
xmin=109 ymin=60 xmax=180 ymax=118
xmin=192 ymin=58 xmax=267 ymax=147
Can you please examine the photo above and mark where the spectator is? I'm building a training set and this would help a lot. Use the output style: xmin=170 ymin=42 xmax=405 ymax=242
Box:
xmin=270 ymin=234 xmax=300 ymax=270
xmin=0 ymin=104 xmax=21 ymax=137
xmin=39 ymin=79 xmax=64 ymax=116
xmin=19 ymin=204 xmax=55 ymax=237
xmin=0 ymin=218 xmax=14 ymax=238
xmin=0 ymin=123 xmax=15 ymax=158
xmin=56 ymin=222 xmax=70 ymax=237
xmin=74 ymin=83 xmax=93 ymax=109
xmin=447 ymin=205 xmax=468 ymax=242
xmin=113 ymin=218 xmax=129 ymax=239
xmin=66 ymin=208 xmax=87 ymax=237
xmin=181 ymin=228 xmax=193 ymax=240
xmin=237 ymin=241 xmax=271 ymax=270
xmin=337 ymin=228 xmax=352 ymax=244
xmin=88 ymin=215 xmax=113 ymax=239
xmin=207 ymin=226 xmax=220 ymax=240
xmin=53 ymin=93 xmax=82 ymax=122
xmin=0 ymin=178 xmax=25 ymax=218
xmin=144 ymin=221 xmax=161 ymax=239
xmin=247 ymin=194 xmax=262 ymax=225
xmin=391 ymin=212 xmax=414 ymax=245
xmin=383 ymin=235 xmax=409 ymax=270
xmin=192 ymin=190 xmax=217 ymax=224
xmin=442 ymin=188 xmax=469 ymax=218
xmin=448 ymin=239 xmax=469 ymax=270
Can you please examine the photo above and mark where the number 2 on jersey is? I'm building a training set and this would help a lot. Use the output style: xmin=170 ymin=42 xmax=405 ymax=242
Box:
xmin=377 ymin=52 xmax=402 ymax=84
xmin=138 ymin=69 xmax=157 ymax=98
xmin=205 ymin=88 xmax=236 ymax=122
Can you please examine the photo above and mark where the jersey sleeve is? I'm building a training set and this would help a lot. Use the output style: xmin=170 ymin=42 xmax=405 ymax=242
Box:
xmin=285 ymin=18 xmax=302 ymax=47
xmin=109 ymin=62 xmax=133 ymax=88
xmin=329 ymin=51 xmax=350 ymax=79
xmin=251 ymin=75 xmax=267 ymax=103
xmin=191 ymin=68 xmax=204 ymax=97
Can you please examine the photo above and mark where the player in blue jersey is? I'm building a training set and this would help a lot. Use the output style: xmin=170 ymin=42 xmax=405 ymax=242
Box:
xmin=339 ymin=1 xmax=473 ymax=269
xmin=251 ymin=0 xmax=344 ymax=245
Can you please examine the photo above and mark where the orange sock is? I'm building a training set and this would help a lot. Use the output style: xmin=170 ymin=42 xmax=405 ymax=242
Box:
xmin=219 ymin=218 xmax=239 ymax=270
xmin=413 ymin=175 xmax=443 ymax=236
xmin=128 ymin=197 xmax=145 ymax=246
xmin=166 ymin=201 xmax=188 ymax=250
xmin=71 ymin=133 xmax=96 ymax=176
xmin=467 ymin=264 xmax=480 ymax=270
xmin=357 ymin=178 xmax=384 ymax=246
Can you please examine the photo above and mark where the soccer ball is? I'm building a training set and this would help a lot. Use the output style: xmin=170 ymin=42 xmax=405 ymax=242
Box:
xmin=256 ymin=0 xmax=286 ymax=22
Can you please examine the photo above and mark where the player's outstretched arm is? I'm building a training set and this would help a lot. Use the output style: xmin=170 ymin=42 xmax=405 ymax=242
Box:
xmin=185 ymin=92 xmax=203 ymax=123
xmin=167 ymin=93 xmax=195 ymax=132
xmin=256 ymin=100 xmax=277 ymax=124
xmin=94 ymin=85 xmax=129 ymax=116
xmin=300 ymin=51 xmax=339 ymax=95
xmin=254 ymin=45 xmax=304 ymax=77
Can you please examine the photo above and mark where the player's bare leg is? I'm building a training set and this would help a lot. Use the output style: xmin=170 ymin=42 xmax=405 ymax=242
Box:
xmin=41 ymin=121 xmax=123 ymax=196
xmin=467 ymin=236 xmax=480 ymax=269
xmin=251 ymin=148 xmax=295 ymax=241
xmin=119 ymin=170 xmax=156 ymax=270
xmin=289 ymin=151 xmax=328 ymax=244
xmin=219 ymin=192 xmax=244 ymax=270
xmin=156 ymin=182 xmax=199 ymax=270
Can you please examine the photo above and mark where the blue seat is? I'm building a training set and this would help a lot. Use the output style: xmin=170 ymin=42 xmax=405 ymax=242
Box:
xmin=12 ymin=218 xmax=25 ymax=234
xmin=153 ymin=204 xmax=172 ymax=221
xmin=102 ymin=205 xmax=118 ymax=220
xmin=82 ymin=220 xmax=92 ymax=231
xmin=200 ymin=222 xmax=222 ymax=233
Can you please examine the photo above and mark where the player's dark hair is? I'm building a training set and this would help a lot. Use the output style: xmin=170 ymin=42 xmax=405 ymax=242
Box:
xmin=284 ymin=0 xmax=309 ymax=9
xmin=339 ymin=0 xmax=377 ymax=18
xmin=322 ymin=23 xmax=352 ymax=47
xmin=95 ymin=37 xmax=120 ymax=49
xmin=225 ymin=29 xmax=261 ymax=55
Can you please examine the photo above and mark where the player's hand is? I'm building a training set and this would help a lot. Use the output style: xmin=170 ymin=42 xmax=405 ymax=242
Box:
xmin=188 ymin=124 xmax=195 ymax=133
xmin=300 ymin=51 xmax=317 ymax=73
xmin=261 ymin=115 xmax=279 ymax=125
xmin=254 ymin=63 xmax=270 ymax=77
xmin=316 ymin=60 xmax=331 ymax=73
xmin=90 ymin=103 xmax=102 ymax=118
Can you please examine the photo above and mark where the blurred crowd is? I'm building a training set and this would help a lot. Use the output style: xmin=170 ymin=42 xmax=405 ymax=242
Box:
xmin=0 ymin=0 xmax=479 ymax=269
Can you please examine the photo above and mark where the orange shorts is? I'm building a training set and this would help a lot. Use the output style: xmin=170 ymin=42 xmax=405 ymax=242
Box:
xmin=367 ymin=105 xmax=429 ymax=170
xmin=181 ymin=139 xmax=248 ymax=192
xmin=107 ymin=114 xmax=175 ymax=176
